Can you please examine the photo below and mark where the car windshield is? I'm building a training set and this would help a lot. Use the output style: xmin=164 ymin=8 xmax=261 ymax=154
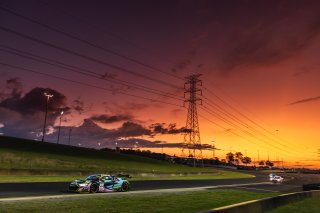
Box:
xmin=86 ymin=175 xmax=99 ymax=181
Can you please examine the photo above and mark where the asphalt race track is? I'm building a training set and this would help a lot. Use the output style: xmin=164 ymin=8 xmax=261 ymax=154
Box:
xmin=0 ymin=171 xmax=307 ymax=198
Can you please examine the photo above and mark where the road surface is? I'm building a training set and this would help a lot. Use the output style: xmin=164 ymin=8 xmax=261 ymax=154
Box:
xmin=0 ymin=171 xmax=305 ymax=198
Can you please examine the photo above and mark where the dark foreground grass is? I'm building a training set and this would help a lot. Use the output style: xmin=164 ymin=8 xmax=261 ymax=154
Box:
xmin=0 ymin=189 xmax=279 ymax=213
xmin=268 ymin=197 xmax=320 ymax=213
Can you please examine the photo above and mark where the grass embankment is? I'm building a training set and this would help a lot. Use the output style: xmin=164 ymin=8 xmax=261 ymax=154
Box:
xmin=0 ymin=136 xmax=252 ymax=182
xmin=0 ymin=170 xmax=252 ymax=183
xmin=267 ymin=197 xmax=320 ymax=213
xmin=0 ymin=189 xmax=279 ymax=213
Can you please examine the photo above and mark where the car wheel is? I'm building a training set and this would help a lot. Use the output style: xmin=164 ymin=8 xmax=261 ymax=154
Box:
xmin=89 ymin=183 xmax=99 ymax=193
xmin=121 ymin=182 xmax=129 ymax=192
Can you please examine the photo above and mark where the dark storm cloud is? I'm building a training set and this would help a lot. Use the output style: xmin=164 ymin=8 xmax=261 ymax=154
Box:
xmin=0 ymin=87 xmax=70 ymax=115
xmin=72 ymin=119 xmax=111 ymax=137
xmin=115 ymin=121 xmax=151 ymax=138
xmin=51 ymin=119 xmax=210 ymax=149
xmin=72 ymin=97 xmax=92 ymax=114
xmin=69 ymin=119 xmax=151 ymax=140
xmin=106 ymin=138 xmax=184 ymax=149
xmin=55 ymin=119 xmax=152 ymax=146
xmin=150 ymin=123 xmax=191 ymax=135
xmin=5 ymin=78 xmax=22 ymax=97
xmin=0 ymin=107 xmax=21 ymax=126
xmin=91 ymin=114 xmax=132 ymax=124
xmin=0 ymin=77 xmax=22 ymax=100
xmin=288 ymin=96 xmax=320 ymax=106
xmin=58 ymin=119 xmax=189 ymax=141
xmin=0 ymin=87 xmax=71 ymax=138
xmin=100 ymin=139 xmax=213 ymax=149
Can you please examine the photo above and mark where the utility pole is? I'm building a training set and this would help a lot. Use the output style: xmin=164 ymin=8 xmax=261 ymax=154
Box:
xmin=42 ymin=92 xmax=53 ymax=142
xmin=57 ymin=111 xmax=64 ymax=144
xmin=183 ymin=74 xmax=202 ymax=167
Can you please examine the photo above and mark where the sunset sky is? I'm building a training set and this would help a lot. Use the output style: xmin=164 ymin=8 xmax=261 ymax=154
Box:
xmin=1 ymin=0 xmax=320 ymax=167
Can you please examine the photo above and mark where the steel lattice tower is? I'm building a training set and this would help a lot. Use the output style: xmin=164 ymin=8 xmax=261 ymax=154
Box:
xmin=183 ymin=74 xmax=202 ymax=166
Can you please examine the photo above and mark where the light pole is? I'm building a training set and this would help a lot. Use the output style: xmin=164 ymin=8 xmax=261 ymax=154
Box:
xmin=42 ymin=92 xmax=53 ymax=142
xmin=57 ymin=111 xmax=64 ymax=144
xmin=275 ymin=130 xmax=280 ymax=167
xmin=115 ymin=142 xmax=119 ymax=153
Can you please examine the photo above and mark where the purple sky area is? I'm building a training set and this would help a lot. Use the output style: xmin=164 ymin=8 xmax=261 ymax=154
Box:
xmin=1 ymin=0 xmax=320 ymax=165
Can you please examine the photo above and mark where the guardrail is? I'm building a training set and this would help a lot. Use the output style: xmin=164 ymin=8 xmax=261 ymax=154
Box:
xmin=200 ymin=190 xmax=320 ymax=213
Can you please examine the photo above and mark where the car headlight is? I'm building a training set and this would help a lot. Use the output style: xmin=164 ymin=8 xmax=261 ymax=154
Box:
xmin=79 ymin=183 xmax=88 ymax=187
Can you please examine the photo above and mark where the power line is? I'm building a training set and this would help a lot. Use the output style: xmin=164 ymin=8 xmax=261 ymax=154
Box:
xmin=0 ymin=25 xmax=181 ymax=90
xmin=0 ymin=62 xmax=184 ymax=108
xmin=201 ymin=86 xmax=312 ymax=157
xmin=200 ymin=105 xmax=298 ymax=156
xmin=198 ymin=113 xmax=263 ymax=147
xmin=0 ymin=5 xmax=184 ymax=81
xmin=36 ymin=0 xmax=180 ymax=67
xmin=201 ymin=106 xmax=296 ymax=155
xmin=203 ymin=86 xmax=279 ymax=136
xmin=202 ymin=97 xmax=301 ymax=154
xmin=198 ymin=110 xmax=296 ymax=158
xmin=205 ymin=79 xmax=278 ymax=127
xmin=0 ymin=45 xmax=184 ymax=102
xmin=202 ymin=86 xmax=301 ymax=153
xmin=199 ymin=98 xmax=298 ymax=154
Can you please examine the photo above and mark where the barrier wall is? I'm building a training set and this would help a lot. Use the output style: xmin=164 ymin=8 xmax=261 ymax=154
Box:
xmin=200 ymin=190 xmax=320 ymax=213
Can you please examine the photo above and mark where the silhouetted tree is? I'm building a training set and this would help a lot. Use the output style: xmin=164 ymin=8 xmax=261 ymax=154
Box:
xmin=242 ymin=156 xmax=252 ymax=165
xmin=226 ymin=152 xmax=235 ymax=164
xmin=235 ymin=152 xmax=243 ymax=165
xmin=265 ymin=160 xmax=274 ymax=167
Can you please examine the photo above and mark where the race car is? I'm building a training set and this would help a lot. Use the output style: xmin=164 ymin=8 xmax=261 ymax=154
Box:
xmin=69 ymin=174 xmax=130 ymax=193
xmin=269 ymin=173 xmax=284 ymax=183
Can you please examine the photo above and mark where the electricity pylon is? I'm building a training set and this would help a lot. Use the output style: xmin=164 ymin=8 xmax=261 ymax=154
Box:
xmin=182 ymin=74 xmax=202 ymax=167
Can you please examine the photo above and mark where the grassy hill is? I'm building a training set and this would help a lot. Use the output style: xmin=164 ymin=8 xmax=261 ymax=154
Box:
xmin=0 ymin=135 xmax=216 ymax=174
xmin=0 ymin=136 xmax=252 ymax=181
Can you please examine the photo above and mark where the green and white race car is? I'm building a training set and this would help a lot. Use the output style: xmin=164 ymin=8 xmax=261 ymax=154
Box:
xmin=69 ymin=174 xmax=130 ymax=193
